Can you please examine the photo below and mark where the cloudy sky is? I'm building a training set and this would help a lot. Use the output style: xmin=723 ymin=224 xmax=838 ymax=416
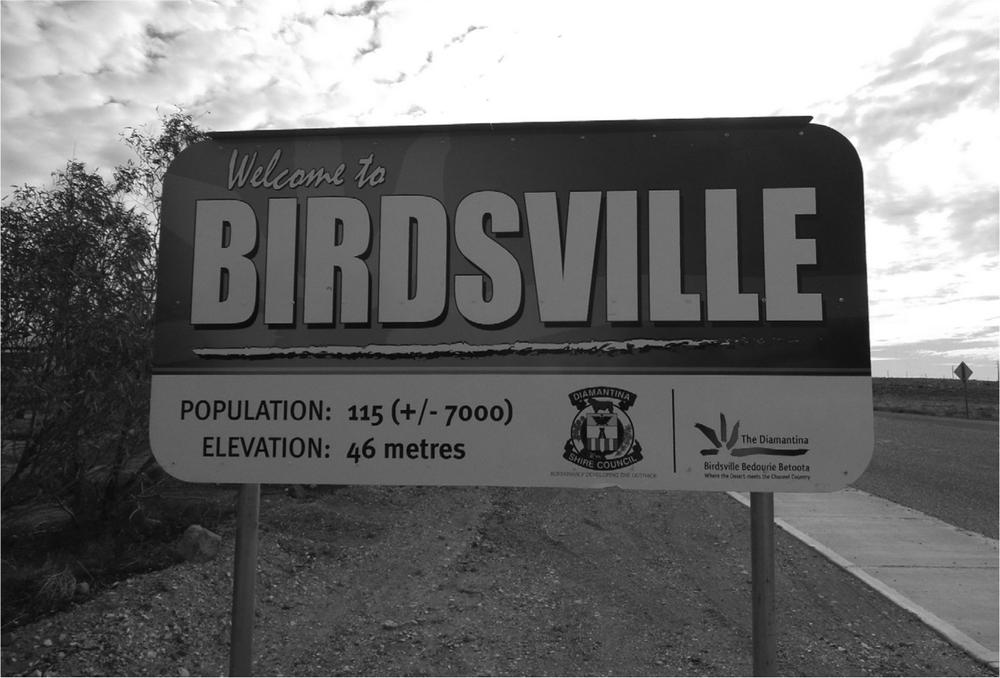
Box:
xmin=2 ymin=0 xmax=997 ymax=379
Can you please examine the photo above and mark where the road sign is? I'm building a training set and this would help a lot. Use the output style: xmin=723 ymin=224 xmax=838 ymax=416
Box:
xmin=954 ymin=361 xmax=974 ymax=419
xmin=150 ymin=117 xmax=873 ymax=491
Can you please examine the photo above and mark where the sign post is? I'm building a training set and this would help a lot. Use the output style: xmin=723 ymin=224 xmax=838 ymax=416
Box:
xmin=751 ymin=492 xmax=776 ymax=676
xmin=229 ymin=484 xmax=260 ymax=676
xmin=954 ymin=361 xmax=973 ymax=418
xmin=151 ymin=117 xmax=871 ymax=675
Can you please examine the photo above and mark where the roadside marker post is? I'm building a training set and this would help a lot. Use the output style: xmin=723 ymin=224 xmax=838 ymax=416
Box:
xmin=149 ymin=117 xmax=872 ymax=675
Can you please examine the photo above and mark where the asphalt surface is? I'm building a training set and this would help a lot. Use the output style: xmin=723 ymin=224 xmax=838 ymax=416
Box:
xmin=853 ymin=411 xmax=999 ymax=538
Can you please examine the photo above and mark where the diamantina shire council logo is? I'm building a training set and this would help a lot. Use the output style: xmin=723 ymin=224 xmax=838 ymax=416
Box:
xmin=564 ymin=387 xmax=643 ymax=470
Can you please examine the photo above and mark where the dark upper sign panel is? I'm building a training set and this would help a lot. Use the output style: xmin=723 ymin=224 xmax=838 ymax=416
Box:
xmin=155 ymin=117 xmax=868 ymax=375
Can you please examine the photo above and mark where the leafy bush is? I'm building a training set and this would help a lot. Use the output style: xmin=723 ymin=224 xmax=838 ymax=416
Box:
xmin=1 ymin=111 xmax=206 ymax=524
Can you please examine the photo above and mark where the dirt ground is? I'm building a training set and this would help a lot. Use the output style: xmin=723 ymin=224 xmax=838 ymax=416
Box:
xmin=872 ymin=377 xmax=998 ymax=420
xmin=2 ymin=485 xmax=993 ymax=677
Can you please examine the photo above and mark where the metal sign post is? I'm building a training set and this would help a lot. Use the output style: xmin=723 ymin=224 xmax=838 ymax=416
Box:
xmin=229 ymin=484 xmax=260 ymax=677
xmin=750 ymin=492 xmax=777 ymax=676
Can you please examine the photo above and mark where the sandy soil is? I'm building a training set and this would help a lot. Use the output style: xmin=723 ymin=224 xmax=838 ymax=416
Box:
xmin=2 ymin=484 xmax=994 ymax=677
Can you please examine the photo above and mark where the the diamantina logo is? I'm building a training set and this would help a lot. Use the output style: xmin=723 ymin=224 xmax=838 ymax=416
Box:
xmin=563 ymin=387 xmax=643 ymax=470
xmin=696 ymin=413 xmax=808 ymax=457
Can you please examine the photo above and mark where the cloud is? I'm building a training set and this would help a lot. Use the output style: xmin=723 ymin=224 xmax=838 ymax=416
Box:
xmin=1 ymin=1 xmax=151 ymax=80
xmin=1 ymin=0 xmax=996 ymax=381
xmin=825 ymin=5 xmax=997 ymax=148
xmin=2 ymin=1 xmax=383 ymax=185
xmin=816 ymin=3 xmax=998 ymax=260
xmin=9 ymin=0 xmax=986 ymax=187
xmin=871 ymin=332 xmax=997 ymax=361
xmin=800 ymin=0 xmax=1000 ymax=373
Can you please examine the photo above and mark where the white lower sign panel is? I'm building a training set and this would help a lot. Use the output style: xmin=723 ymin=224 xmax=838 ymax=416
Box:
xmin=150 ymin=374 xmax=872 ymax=491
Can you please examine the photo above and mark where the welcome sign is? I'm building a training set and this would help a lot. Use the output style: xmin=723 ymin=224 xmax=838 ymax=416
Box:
xmin=150 ymin=117 xmax=873 ymax=490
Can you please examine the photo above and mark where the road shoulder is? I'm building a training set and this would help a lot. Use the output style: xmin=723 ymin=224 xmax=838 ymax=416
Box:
xmin=729 ymin=488 xmax=1000 ymax=669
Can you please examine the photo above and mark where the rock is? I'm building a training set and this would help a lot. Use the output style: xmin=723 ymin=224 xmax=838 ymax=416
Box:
xmin=179 ymin=669 xmax=190 ymax=677
xmin=176 ymin=525 xmax=222 ymax=563
xmin=382 ymin=620 xmax=399 ymax=630
xmin=75 ymin=581 xmax=90 ymax=596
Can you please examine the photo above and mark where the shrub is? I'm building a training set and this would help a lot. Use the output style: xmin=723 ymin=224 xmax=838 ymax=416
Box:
xmin=1 ymin=110 xmax=206 ymax=524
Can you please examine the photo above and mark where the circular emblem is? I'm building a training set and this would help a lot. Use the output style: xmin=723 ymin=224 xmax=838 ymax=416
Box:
xmin=568 ymin=399 xmax=635 ymax=461
xmin=563 ymin=388 xmax=643 ymax=471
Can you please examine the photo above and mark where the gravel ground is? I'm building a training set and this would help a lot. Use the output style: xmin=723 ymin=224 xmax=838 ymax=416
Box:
xmin=1 ymin=485 xmax=994 ymax=676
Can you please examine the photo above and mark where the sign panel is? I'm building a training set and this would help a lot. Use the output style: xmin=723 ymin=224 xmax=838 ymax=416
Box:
xmin=954 ymin=361 xmax=973 ymax=382
xmin=151 ymin=117 xmax=873 ymax=491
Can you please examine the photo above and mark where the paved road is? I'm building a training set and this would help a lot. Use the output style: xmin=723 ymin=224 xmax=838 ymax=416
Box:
xmin=853 ymin=412 xmax=998 ymax=538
